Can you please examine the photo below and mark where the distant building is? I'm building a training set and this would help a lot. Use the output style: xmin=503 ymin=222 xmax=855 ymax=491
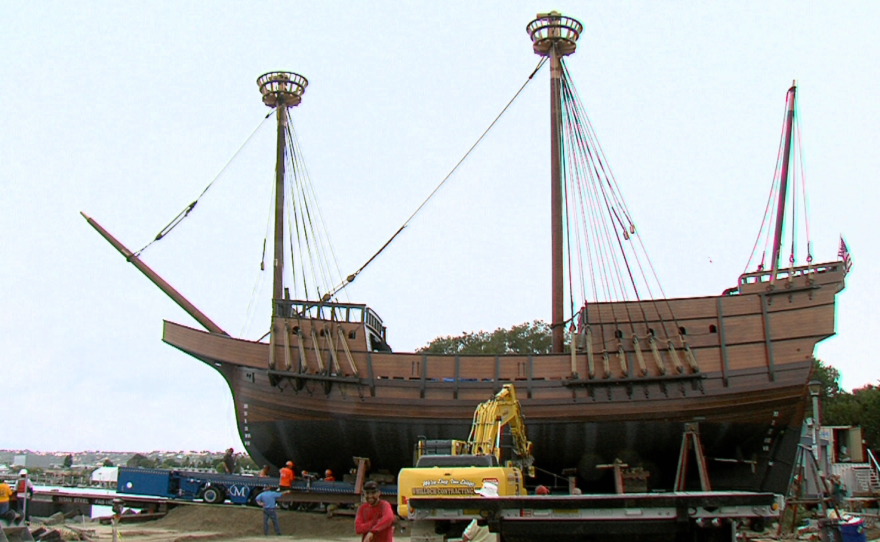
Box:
xmin=91 ymin=466 xmax=118 ymax=487
xmin=13 ymin=452 xmax=67 ymax=469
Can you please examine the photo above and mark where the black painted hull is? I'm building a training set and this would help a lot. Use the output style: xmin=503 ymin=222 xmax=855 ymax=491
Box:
xmin=243 ymin=414 xmax=802 ymax=493
xmin=200 ymin=358 xmax=807 ymax=495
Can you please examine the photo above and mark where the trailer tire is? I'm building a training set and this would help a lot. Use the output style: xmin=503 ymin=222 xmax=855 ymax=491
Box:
xmin=750 ymin=517 xmax=765 ymax=533
xmin=248 ymin=487 xmax=264 ymax=506
xmin=201 ymin=486 xmax=226 ymax=504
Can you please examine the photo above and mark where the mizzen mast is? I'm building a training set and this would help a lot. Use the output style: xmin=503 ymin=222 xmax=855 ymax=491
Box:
xmin=770 ymin=81 xmax=797 ymax=283
xmin=258 ymin=72 xmax=308 ymax=302
xmin=528 ymin=12 xmax=582 ymax=353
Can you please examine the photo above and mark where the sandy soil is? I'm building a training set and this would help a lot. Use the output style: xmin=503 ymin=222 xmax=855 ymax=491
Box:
xmin=31 ymin=505 xmax=880 ymax=542
xmin=55 ymin=506 xmax=394 ymax=542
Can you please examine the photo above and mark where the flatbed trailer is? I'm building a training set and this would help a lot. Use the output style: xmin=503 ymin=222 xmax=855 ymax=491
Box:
xmin=117 ymin=467 xmax=395 ymax=507
xmin=407 ymin=491 xmax=780 ymax=542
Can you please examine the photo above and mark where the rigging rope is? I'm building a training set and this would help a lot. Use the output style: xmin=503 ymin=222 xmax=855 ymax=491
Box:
xmin=241 ymin=166 xmax=278 ymax=338
xmin=558 ymin=59 xmax=692 ymax=343
xmin=288 ymin=116 xmax=350 ymax=303
xmin=743 ymin=88 xmax=796 ymax=274
xmin=133 ymin=113 xmax=273 ymax=257
xmin=322 ymin=57 xmax=549 ymax=299
xmin=796 ymin=119 xmax=813 ymax=264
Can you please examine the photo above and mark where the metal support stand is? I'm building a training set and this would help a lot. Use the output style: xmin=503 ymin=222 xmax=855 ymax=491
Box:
xmin=562 ymin=467 xmax=579 ymax=494
xmin=353 ymin=456 xmax=371 ymax=495
xmin=778 ymin=443 xmax=841 ymax=537
xmin=597 ymin=459 xmax=629 ymax=495
xmin=675 ymin=422 xmax=712 ymax=491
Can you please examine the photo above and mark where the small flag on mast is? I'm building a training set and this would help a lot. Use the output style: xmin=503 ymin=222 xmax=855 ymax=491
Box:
xmin=838 ymin=236 xmax=853 ymax=273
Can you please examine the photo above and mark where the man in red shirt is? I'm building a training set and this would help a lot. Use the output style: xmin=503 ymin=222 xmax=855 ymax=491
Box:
xmin=355 ymin=481 xmax=394 ymax=542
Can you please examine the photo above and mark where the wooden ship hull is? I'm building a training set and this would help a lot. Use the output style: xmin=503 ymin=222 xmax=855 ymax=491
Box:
xmin=164 ymin=261 xmax=845 ymax=493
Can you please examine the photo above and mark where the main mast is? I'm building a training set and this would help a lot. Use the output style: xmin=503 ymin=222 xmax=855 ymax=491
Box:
xmin=528 ymin=12 xmax=582 ymax=353
xmin=770 ymin=81 xmax=797 ymax=282
xmin=257 ymin=72 xmax=308 ymax=302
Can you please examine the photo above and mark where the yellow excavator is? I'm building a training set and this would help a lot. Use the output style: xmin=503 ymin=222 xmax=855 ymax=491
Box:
xmin=397 ymin=384 xmax=535 ymax=518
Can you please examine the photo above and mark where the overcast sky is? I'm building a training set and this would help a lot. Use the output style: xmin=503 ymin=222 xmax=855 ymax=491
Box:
xmin=2 ymin=1 xmax=877 ymax=453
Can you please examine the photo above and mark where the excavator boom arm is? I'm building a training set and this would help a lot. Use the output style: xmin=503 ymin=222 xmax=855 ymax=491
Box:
xmin=466 ymin=384 xmax=534 ymax=474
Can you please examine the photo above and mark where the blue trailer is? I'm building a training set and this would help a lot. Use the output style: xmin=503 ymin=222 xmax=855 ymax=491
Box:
xmin=116 ymin=467 xmax=397 ymax=507
xmin=117 ymin=467 xmax=267 ymax=504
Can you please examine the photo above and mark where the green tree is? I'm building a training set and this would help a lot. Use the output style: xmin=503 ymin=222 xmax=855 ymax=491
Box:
xmin=238 ymin=455 xmax=258 ymax=472
xmin=126 ymin=454 xmax=158 ymax=468
xmin=63 ymin=454 xmax=73 ymax=468
xmin=161 ymin=457 xmax=181 ymax=468
xmin=851 ymin=385 xmax=880 ymax=454
xmin=814 ymin=358 xmax=880 ymax=453
xmin=103 ymin=459 xmax=114 ymax=467
xmin=418 ymin=320 xmax=554 ymax=355
xmin=812 ymin=358 xmax=842 ymax=398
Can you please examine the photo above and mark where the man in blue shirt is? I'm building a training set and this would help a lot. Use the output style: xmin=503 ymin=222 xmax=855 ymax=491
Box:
xmin=255 ymin=486 xmax=284 ymax=535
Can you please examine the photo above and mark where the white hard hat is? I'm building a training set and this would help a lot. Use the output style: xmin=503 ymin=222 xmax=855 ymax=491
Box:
xmin=19 ymin=469 xmax=27 ymax=476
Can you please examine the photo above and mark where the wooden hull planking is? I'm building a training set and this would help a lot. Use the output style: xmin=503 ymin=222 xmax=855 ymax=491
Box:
xmin=162 ymin=263 xmax=844 ymax=493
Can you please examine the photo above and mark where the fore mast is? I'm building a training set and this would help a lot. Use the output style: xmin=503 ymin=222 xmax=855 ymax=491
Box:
xmin=770 ymin=82 xmax=797 ymax=283
xmin=257 ymin=71 xmax=308 ymax=302
xmin=527 ymin=12 xmax=583 ymax=353
xmin=258 ymin=72 xmax=308 ymax=371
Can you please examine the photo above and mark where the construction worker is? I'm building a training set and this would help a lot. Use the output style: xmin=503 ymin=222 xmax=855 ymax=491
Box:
xmin=355 ymin=481 xmax=394 ymax=542
xmin=255 ymin=486 xmax=284 ymax=536
xmin=15 ymin=469 xmax=34 ymax=522
xmin=279 ymin=461 xmax=295 ymax=490
xmin=0 ymin=478 xmax=12 ymax=518
xmin=324 ymin=469 xmax=335 ymax=482
xmin=222 ymin=448 xmax=236 ymax=474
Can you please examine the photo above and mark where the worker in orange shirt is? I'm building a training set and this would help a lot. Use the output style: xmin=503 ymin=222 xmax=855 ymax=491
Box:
xmin=279 ymin=461 xmax=295 ymax=490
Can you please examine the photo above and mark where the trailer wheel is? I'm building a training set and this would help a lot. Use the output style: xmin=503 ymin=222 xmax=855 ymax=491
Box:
xmin=248 ymin=487 xmax=264 ymax=506
xmin=750 ymin=517 xmax=765 ymax=533
xmin=201 ymin=486 xmax=226 ymax=504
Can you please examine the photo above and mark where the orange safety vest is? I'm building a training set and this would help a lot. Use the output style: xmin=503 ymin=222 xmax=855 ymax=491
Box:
xmin=16 ymin=479 xmax=31 ymax=498
xmin=279 ymin=467 xmax=294 ymax=487
xmin=0 ymin=483 xmax=11 ymax=503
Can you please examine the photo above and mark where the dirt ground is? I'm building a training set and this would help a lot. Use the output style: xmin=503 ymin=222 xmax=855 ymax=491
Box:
xmin=33 ymin=505 xmax=880 ymax=542
xmin=58 ymin=506 xmax=396 ymax=542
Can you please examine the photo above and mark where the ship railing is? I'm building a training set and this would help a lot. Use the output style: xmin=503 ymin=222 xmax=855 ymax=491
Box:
xmin=366 ymin=351 xmax=700 ymax=393
xmin=273 ymin=298 xmax=386 ymax=339
xmin=868 ymin=448 xmax=880 ymax=489
xmin=738 ymin=262 xmax=841 ymax=288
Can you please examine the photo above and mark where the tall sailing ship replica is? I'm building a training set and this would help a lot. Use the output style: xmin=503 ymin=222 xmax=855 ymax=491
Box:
xmin=85 ymin=12 xmax=848 ymax=493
